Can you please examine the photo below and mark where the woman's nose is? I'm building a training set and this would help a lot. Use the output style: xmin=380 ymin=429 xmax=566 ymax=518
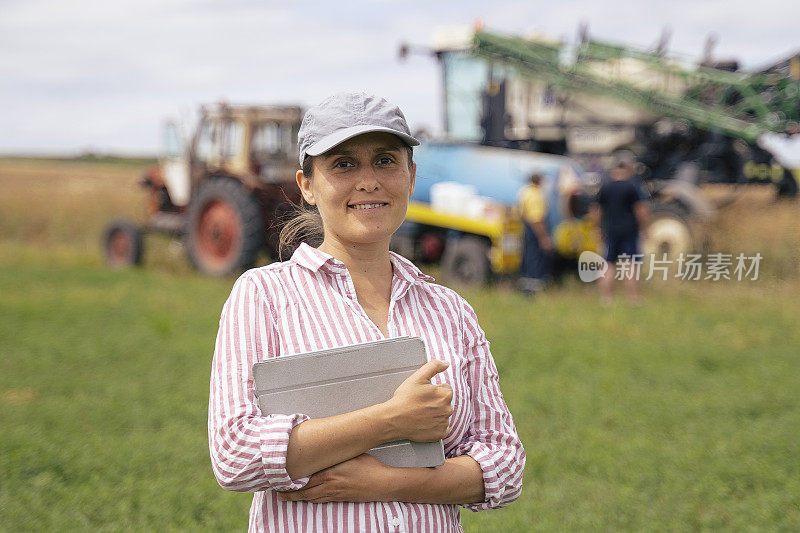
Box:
xmin=355 ymin=167 xmax=380 ymax=191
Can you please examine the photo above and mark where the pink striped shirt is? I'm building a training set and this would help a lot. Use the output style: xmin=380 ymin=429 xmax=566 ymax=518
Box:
xmin=208 ymin=242 xmax=525 ymax=532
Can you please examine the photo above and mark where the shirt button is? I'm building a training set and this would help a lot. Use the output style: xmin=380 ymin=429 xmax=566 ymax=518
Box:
xmin=391 ymin=517 xmax=401 ymax=527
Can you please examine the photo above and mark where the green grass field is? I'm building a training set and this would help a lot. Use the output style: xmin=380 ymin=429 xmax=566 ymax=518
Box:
xmin=1 ymin=159 xmax=799 ymax=531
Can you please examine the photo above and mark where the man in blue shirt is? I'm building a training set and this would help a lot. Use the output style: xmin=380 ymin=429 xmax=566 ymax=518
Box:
xmin=593 ymin=152 xmax=651 ymax=304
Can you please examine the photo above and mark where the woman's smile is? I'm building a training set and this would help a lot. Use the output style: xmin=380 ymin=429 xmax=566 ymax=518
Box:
xmin=348 ymin=201 xmax=390 ymax=211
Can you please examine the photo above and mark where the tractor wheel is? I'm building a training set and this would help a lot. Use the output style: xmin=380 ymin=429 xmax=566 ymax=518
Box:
xmin=643 ymin=203 xmax=693 ymax=260
xmin=186 ymin=178 xmax=264 ymax=277
xmin=442 ymin=236 xmax=491 ymax=286
xmin=102 ymin=219 xmax=143 ymax=268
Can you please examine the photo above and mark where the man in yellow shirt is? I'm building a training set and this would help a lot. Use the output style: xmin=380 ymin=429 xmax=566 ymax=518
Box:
xmin=518 ymin=173 xmax=552 ymax=294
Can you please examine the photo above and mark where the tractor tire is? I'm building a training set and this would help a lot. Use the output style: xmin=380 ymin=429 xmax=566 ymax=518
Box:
xmin=102 ymin=218 xmax=144 ymax=268
xmin=643 ymin=203 xmax=693 ymax=260
xmin=442 ymin=236 xmax=491 ymax=286
xmin=186 ymin=178 xmax=264 ymax=277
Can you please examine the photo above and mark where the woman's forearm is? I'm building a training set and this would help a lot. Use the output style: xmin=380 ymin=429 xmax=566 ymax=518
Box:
xmin=285 ymin=360 xmax=452 ymax=481
xmin=385 ymin=455 xmax=485 ymax=505
xmin=285 ymin=402 xmax=396 ymax=480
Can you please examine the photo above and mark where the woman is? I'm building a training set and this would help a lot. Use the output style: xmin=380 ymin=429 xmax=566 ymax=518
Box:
xmin=208 ymin=93 xmax=525 ymax=532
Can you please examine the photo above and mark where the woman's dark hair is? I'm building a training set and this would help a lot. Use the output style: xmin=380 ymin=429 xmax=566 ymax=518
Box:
xmin=277 ymin=145 xmax=414 ymax=260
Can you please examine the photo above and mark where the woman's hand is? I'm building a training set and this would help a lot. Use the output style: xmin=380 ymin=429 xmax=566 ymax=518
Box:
xmin=277 ymin=454 xmax=394 ymax=503
xmin=382 ymin=359 xmax=453 ymax=442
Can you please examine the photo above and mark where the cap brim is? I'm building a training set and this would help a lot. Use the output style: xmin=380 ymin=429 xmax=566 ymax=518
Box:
xmin=305 ymin=124 xmax=420 ymax=158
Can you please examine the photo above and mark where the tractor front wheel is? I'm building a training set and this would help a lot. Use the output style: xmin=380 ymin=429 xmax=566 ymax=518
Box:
xmin=102 ymin=219 xmax=144 ymax=268
xmin=186 ymin=178 xmax=264 ymax=277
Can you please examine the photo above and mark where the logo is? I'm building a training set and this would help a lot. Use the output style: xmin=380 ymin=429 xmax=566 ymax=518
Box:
xmin=578 ymin=251 xmax=608 ymax=282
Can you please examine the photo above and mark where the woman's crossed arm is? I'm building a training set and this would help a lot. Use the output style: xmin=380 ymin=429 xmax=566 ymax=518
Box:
xmin=284 ymin=359 xmax=454 ymax=480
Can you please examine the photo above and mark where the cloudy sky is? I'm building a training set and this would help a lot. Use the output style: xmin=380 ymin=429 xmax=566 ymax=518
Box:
xmin=1 ymin=0 xmax=797 ymax=155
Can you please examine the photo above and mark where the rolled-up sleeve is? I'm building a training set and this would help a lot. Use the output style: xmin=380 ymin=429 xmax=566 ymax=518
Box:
xmin=208 ymin=272 xmax=311 ymax=492
xmin=452 ymin=298 xmax=526 ymax=511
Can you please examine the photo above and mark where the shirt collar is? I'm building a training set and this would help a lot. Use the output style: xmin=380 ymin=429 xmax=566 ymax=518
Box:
xmin=292 ymin=241 xmax=341 ymax=274
xmin=389 ymin=249 xmax=435 ymax=283
xmin=292 ymin=242 xmax=434 ymax=283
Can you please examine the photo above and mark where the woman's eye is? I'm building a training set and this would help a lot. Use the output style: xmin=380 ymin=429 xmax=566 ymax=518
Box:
xmin=376 ymin=157 xmax=395 ymax=166
xmin=334 ymin=160 xmax=354 ymax=169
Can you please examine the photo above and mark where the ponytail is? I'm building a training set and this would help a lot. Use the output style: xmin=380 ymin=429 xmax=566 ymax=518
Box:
xmin=278 ymin=206 xmax=324 ymax=260
xmin=278 ymin=156 xmax=324 ymax=260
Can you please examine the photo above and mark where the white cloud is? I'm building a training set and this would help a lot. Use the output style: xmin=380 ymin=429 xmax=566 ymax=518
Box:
xmin=0 ymin=0 xmax=797 ymax=153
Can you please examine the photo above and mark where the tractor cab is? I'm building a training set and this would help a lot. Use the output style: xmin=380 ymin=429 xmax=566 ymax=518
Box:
xmin=187 ymin=104 xmax=302 ymax=191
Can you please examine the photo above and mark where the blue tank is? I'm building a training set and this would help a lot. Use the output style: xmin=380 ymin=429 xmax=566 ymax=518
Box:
xmin=411 ymin=142 xmax=587 ymax=231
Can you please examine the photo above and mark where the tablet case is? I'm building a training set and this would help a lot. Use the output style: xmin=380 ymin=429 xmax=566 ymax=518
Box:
xmin=252 ymin=336 xmax=446 ymax=468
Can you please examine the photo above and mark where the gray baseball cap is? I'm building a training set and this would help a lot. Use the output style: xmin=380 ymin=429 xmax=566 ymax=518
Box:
xmin=297 ymin=92 xmax=420 ymax=166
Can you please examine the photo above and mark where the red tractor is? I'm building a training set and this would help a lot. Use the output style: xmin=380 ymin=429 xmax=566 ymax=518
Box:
xmin=103 ymin=103 xmax=304 ymax=276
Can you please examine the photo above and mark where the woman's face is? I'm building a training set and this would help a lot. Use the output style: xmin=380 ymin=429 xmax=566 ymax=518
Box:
xmin=296 ymin=131 xmax=416 ymax=248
